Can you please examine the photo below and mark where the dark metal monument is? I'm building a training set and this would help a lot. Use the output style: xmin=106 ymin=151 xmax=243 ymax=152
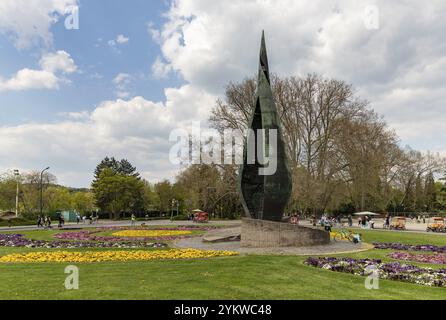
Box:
xmin=238 ymin=31 xmax=292 ymax=222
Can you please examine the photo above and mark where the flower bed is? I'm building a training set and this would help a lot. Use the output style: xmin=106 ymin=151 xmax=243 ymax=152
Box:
xmin=0 ymin=234 xmax=166 ymax=249
xmin=112 ymin=230 xmax=192 ymax=237
xmin=54 ymin=226 xmax=211 ymax=242
xmin=0 ymin=248 xmax=238 ymax=263
xmin=373 ymin=242 xmax=446 ymax=253
xmin=388 ymin=252 xmax=446 ymax=265
xmin=305 ymin=257 xmax=446 ymax=287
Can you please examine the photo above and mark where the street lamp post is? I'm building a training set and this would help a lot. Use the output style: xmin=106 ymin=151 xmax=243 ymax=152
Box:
xmin=13 ymin=169 xmax=19 ymax=217
xmin=40 ymin=167 xmax=50 ymax=217
xmin=170 ymin=198 xmax=176 ymax=222
xmin=170 ymin=199 xmax=180 ymax=221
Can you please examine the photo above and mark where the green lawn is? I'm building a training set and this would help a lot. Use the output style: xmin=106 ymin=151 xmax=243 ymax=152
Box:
xmin=0 ymin=227 xmax=445 ymax=300
xmin=0 ymin=229 xmax=78 ymax=241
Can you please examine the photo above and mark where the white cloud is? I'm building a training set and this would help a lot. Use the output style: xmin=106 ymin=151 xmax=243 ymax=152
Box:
xmin=0 ymin=85 xmax=216 ymax=187
xmin=113 ymin=73 xmax=131 ymax=85
xmin=112 ymin=73 xmax=132 ymax=98
xmin=108 ymin=34 xmax=130 ymax=47
xmin=151 ymin=56 xmax=172 ymax=78
xmin=0 ymin=51 xmax=77 ymax=92
xmin=0 ymin=69 xmax=59 ymax=91
xmin=152 ymin=0 xmax=446 ymax=154
xmin=0 ymin=0 xmax=79 ymax=49
xmin=116 ymin=34 xmax=129 ymax=44
xmin=59 ymin=111 xmax=90 ymax=120
xmin=3 ymin=1 xmax=446 ymax=187
xmin=40 ymin=50 xmax=77 ymax=73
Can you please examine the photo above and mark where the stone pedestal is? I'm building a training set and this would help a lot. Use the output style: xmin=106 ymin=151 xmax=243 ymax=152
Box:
xmin=241 ymin=218 xmax=330 ymax=248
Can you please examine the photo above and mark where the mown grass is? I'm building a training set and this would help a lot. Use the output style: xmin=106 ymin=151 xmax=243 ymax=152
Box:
xmin=0 ymin=227 xmax=445 ymax=300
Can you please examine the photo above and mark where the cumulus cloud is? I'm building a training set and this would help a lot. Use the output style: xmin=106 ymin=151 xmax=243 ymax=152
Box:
xmin=112 ymin=73 xmax=132 ymax=98
xmin=152 ymin=0 xmax=446 ymax=154
xmin=0 ymin=51 xmax=77 ymax=92
xmin=152 ymin=56 xmax=172 ymax=79
xmin=0 ymin=85 xmax=215 ymax=187
xmin=108 ymin=34 xmax=130 ymax=47
xmin=40 ymin=50 xmax=77 ymax=74
xmin=116 ymin=34 xmax=130 ymax=44
xmin=0 ymin=0 xmax=78 ymax=49
xmin=3 ymin=1 xmax=446 ymax=187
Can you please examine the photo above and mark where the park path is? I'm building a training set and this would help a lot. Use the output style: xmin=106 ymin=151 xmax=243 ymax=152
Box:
xmin=1 ymin=218 xmax=445 ymax=238
xmin=173 ymin=230 xmax=373 ymax=256
xmin=0 ymin=219 xmax=240 ymax=232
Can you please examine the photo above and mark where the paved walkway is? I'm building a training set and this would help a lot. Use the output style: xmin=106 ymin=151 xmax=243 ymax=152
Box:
xmin=174 ymin=227 xmax=373 ymax=256
xmin=299 ymin=220 xmax=446 ymax=236
xmin=0 ymin=219 xmax=240 ymax=232
xmin=2 ymin=218 xmax=445 ymax=237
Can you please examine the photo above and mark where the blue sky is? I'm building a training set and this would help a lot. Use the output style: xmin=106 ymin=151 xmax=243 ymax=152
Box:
xmin=0 ymin=0 xmax=180 ymax=125
xmin=1 ymin=1 xmax=446 ymax=187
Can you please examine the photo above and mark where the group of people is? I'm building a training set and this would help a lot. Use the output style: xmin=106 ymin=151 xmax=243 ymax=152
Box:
xmin=318 ymin=215 xmax=349 ymax=231
xmin=37 ymin=214 xmax=66 ymax=229
xmin=358 ymin=215 xmax=375 ymax=229
xmin=35 ymin=212 xmax=101 ymax=229
xmin=383 ymin=214 xmax=391 ymax=228
xmin=76 ymin=213 xmax=99 ymax=224
xmin=36 ymin=215 xmax=53 ymax=229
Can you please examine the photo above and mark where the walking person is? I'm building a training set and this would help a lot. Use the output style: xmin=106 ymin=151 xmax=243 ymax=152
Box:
xmin=384 ymin=214 xmax=390 ymax=229
xmin=131 ymin=214 xmax=136 ymax=226
xmin=76 ymin=213 xmax=80 ymax=224
xmin=324 ymin=218 xmax=332 ymax=233
xmin=58 ymin=214 xmax=63 ymax=228
xmin=37 ymin=215 xmax=43 ymax=228
xmin=348 ymin=214 xmax=353 ymax=227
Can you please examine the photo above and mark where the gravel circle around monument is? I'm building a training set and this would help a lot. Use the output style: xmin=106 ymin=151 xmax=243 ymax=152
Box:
xmin=173 ymin=227 xmax=373 ymax=256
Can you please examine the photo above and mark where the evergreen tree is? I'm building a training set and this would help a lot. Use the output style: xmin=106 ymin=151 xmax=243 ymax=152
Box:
xmin=414 ymin=175 xmax=425 ymax=212
xmin=94 ymin=157 xmax=140 ymax=180
xmin=94 ymin=157 xmax=120 ymax=180
xmin=119 ymin=159 xmax=140 ymax=178
xmin=425 ymin=172 xmax=437 ymax=211
xmin=91 ymin=158 xmax=144 ymax=219
xmin=403 ymin=178 xmax=416 ymax=212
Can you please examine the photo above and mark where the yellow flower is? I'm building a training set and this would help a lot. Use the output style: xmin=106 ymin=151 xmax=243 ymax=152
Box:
xmin=0 ymin=249 xmax=239 ymax=263
xmin=111 ymin=230 xmax=193 ymax=237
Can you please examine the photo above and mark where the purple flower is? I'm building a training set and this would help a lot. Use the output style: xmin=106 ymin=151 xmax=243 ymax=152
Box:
xmin=305 ymin=257 xmax=446 ymax=287
xmin=389 ymin=252 xmax=446 ymax=265
xmin=0 ymin=234 xmax=166 ymax=249
xmin=373 ymin=242 xmax=446 ymax=253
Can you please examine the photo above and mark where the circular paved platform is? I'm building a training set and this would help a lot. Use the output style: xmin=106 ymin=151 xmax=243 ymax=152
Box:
xmin=173 ymin=228 xmax=373 ymax=256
